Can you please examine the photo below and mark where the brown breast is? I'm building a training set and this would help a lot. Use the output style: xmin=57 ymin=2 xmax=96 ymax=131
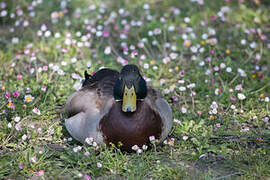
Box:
xmin=99 ymin=101 xmax=162 ymax=152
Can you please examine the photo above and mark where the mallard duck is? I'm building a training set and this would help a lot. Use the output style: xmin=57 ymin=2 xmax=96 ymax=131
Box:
xmin=65 ymin=64 xmax=172 ymax=151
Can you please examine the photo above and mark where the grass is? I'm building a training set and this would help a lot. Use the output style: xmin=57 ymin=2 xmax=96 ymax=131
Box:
xmin=0 ymin=0 xmax=270 ymax=179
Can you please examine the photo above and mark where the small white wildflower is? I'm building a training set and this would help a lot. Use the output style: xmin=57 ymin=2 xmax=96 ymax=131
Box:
xmin=71 ymin=57 xmax=77 ymax=63
xmin=137 ymin=149 xmax=143 ymax=154
xmin=178 ymin=80 xmax=185 ymax=84
xmin=179 ymin=86 xmax=186 ymax=92
xmin=143 ymin=63 xmax=149 ymax=69
xmin=187 ymin=83 xmax=196 ymax=88
xmin=85 ymin=137 xmax=94 ymax=145
xmin=8 ymin=123 xmax=12 ymax=128
xmin=12 ymin=37 xmax=19 ymax=44
xmin=31 ymin=156 xmax=37 ymax=163
xmin=237 ymin=93 xmax=246 ymax=100
xmin=97 ymin=162 xmax=102 ymax=168
xmin=163 ymin=88 xmax=170 ymax=94
xmin=104 ymin=46 xmax=111 ymax=55
xmin=149 ymin=136 xmax=155 ymax=142
xmin=54 ymin=32 xmax=61 ymax=38
xmin=226 ymin=67 xmax=232 ymax=73
xmin=173 ymin=119 xmax=181 ymax=124
xmin=22 ymin=134 xmax=27 ymax=141
xmin=183 ymin=136 xmax=189 ymax=141
xmin=15 ymin=123 xmax=22 ymax=131
xmin=199 ymin=61 xmax=205 ymax=66
xmin=220 ymin=63 xmax=226 ymax=69
xmin=77 ymin=173 xmax=83 ymax=177
xmin=44 ymin=30 xmax=51 ymax=37
xmin=14 ymin=116 xmax=21 ymax=122
xmin=250 ymin=42 xmax=257 ymax=49
xmin=92 ymin=141 xmax=97 ymax=147
xmin=241 ymin=39 xmax=246 ymax=45
xmin=142 ymin=145 xmax=148 ymax=150
xmin=184 ymin=17 xmax=190 ymax=23
xmin=181 ymin=107 xmax=187 ymax=113
xmin=73 ymin=146 xmax=82 ymax=153
xmin=168 ymin=25 xmax=175 ymax=31
xmin=235 ymin=84 xmax=243 ymax=91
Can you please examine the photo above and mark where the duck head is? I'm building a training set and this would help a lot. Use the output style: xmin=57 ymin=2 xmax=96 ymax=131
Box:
xmin=113 ymin=65 xmax=147 ymax=112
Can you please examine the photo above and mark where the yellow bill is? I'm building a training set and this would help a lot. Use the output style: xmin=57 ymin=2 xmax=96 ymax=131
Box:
xmin=122 ymin=85 xmax=136 ymax=112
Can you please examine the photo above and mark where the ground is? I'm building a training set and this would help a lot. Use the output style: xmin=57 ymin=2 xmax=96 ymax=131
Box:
xmin=0 ymin=0 xmax=269 ymax=179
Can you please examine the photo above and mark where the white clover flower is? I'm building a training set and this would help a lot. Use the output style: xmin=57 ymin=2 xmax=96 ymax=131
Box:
xmin=237 ymin=93 xmax=246 ymax=100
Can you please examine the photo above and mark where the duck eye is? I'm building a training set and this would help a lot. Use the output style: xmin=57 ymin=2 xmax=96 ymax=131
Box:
xmin=125 ymin=93 xmax=128 ymax=96
xmin=131 ymin=93 xmax=133 ymax=96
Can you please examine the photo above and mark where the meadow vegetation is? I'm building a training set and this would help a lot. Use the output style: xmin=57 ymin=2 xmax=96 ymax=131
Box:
xmin=0 ymin=0 xmax=269 ymax=179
